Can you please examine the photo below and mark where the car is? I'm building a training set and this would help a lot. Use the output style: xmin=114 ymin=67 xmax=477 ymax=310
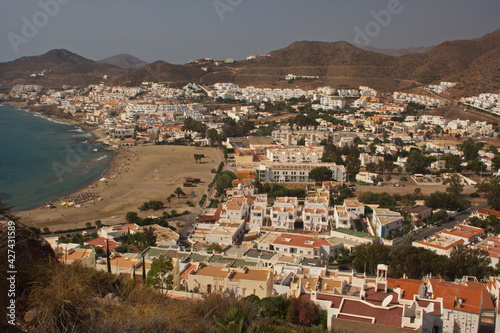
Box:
xmin=443 ymin=218 xmax=450 ymax=223
xmin=433 ymin=222 xmax=441 ymax=227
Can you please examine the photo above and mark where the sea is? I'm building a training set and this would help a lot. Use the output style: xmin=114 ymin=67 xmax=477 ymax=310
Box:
xmin=0 ymin=104 xmax=113 ymax=212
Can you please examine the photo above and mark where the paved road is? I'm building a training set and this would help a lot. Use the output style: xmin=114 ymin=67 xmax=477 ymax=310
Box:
xmin=390 ymin=203 xmax=488 ymax=249
xmin=167 ymin=213 xmax=199 ymax=247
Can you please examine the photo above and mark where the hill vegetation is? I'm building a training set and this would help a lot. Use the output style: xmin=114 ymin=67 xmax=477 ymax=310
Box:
xmin=0 ymin=49 xmax=126 ymax=93
xmin=1 ymin=29 xmax=498 ymax=96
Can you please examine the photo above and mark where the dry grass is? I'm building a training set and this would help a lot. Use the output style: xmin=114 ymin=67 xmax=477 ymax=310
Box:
xmin=22 ymin=263 xmax=328 ymax=333
xmin=22 ymin=263 xmax=236 ymax=333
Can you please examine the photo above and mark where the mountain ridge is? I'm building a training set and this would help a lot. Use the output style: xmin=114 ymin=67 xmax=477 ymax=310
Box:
xmin=98 ymin=54 xmax=149 ymax=69
xmin=1 ymin=29 xmax=498 ymax=96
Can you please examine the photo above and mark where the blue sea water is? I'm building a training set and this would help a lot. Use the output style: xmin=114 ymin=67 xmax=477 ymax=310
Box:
xmin=0 ymin=104 xmax=113 ymax=212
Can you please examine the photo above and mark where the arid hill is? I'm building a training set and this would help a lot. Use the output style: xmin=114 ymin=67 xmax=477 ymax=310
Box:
xmin=98 ymin=54 xmax=149 ymax=69
xmin=0 ymin=49 xmax=126 ymax=93
xmin=354 ymin=44 xmax=433 ymax=57
xmin=117 ymin=30 xmax=499 ymax=95
xmin=1 ymin=30 xmax=498 ymax=96
xmin=112 ymin=60 xmax=206 ymax=87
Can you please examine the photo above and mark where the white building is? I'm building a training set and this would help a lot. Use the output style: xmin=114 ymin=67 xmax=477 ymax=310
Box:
xmin=258 ymin=163 xmax=346 ymax=183
xmin=371 ymin=208 xmax=403 ymax=239
xmin=270 ymin=197 xmax=299 ymax=230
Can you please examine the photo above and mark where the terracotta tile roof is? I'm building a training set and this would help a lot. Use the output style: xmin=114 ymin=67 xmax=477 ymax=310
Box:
xmin=417 ymin=299 xmax=442 ymax=316
xmin=339 ymin=299 xmax=403 ymax=327
xmin=316 ymin=293 xmax=344 ymax=308
xmin=180 ymin=263 xmax=197 ymax=280
xmin=432 ymin=281 xmax=494 ymax=314
xmin=476 ymin=236 xmax=500 ymax=260
xmin=441 ymin=224 xmax=484 ymax=240
xmin=272 ymin=233 xmax=332 ymax=248
xmin=387 ymin=278 xmax=423 ymax=300
xmin=477 ymin=208 xmax=500 ymax=218
xmin=114 ymin=224 xmax=140 ymax=231
xmin=364 ymin=288 xmax=399 ymax=306
xmin=85 ymin=237 xmax=121 ymax=250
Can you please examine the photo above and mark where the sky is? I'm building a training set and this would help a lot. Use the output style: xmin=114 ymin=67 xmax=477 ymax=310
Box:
xmin=1 ymin=0 xmax=499 ymax=64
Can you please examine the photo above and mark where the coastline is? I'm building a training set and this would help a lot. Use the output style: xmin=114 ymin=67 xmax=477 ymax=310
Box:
xmin=1 ymin=100 xmax=114 ymax=149
xmin=19 ymin=145 xmax=223 ymax=231
xmin=1 ymin=101 xmax=223 ymax=231
xmin=1 ymin=102 xmax=118 ymax=212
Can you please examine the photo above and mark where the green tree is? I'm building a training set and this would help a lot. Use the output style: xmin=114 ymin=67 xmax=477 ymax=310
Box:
xmin=256 ymin=296 xmax=288 ymax=319
xmin=183 ymin=117 xmax=208 ymax=135
xmin=366 ymin=162 xmax=378 ymax=173
xmin=425 ymin=191 xmax=470 ymax=211
xmin=125 ymin=211 xmax=140 ymax=224
xmin=406 ymin=149 xmax=430 ymax=174
xmin=85 ymin=222 xmax=92 ymax=229
xmin=446 ymin=246 xmax=493 ymax=280
xmin=352 ymin=243 xmax=389 ymax=275
xmin=308 ymin=166 xmax=333 ymax=183
xmin=206 ymin=128 xmax=219 ymax=142
xmin=466 ymin=160 xmax=486 ymax=175
xmin=146 ymin=254 xmax=174 ymax=293
xmin=443 ymin=155 xmax=463 ymax=173
xmin=492 ymin=155 xmax=500 ymax=171
xmin=194 ymin=154 xmax=206 ymax=163
xmin=444 ymin=174 xmax=464 ymax=196
xmin=389 ymin=245 xmax=447 ymax=279
xmin=207 ymin=243 xmax=223 ymax=253
xmin=458 ymin=138 xmax=482 ymax=161
xmin=477 ymin=176 xmax=500 ymax=210
xmin=345 ymin=147 xmax=361 ymax=179
xmin=174 ymin=187 xmax=186 ymax=198
xmin=216 ymin=171 xmax=237 ymax=195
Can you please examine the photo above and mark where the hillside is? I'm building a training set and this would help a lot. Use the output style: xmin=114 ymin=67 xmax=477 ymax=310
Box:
xmin=98 ymin=54 xmax=149 ymax=69
xmin=0 ymin=216 xmax=326 ymax=332
xmin=0 ymin=49 xmax=127 ymax=92
xmin=1 ymin=30 xmax=498 ymax=95
xmin=354 ymin=44 xmax=433 ymax=57
xmin=112 ymin=60 xmax=206 ymax=86
xmin=117 ymin=30 xmax=499 ymax=95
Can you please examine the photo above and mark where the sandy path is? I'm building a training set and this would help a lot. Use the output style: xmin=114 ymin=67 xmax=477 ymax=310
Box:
xmin=20 ymin=145 xmax=222 ymax=231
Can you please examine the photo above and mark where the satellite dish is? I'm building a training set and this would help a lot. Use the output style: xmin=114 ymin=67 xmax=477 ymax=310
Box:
xmin=381 ymin=295 xmax=393 ymax=307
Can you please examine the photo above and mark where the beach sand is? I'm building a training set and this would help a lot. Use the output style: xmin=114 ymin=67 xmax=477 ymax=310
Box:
xmin=21 ymin=145 xmax=224 ymax=231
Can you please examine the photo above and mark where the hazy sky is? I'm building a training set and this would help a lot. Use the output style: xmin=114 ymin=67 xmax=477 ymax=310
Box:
xmin=1 ymin=0 xmax=499 ymax=64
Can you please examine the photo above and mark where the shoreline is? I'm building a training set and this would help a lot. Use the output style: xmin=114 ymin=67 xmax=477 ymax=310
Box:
xmin=1 ymin=102 xmax=119 ymax=213
xmin=1 ymin=100 xmax=114 ymax=149
xmin=19 ymin=145 xmax=223 ymax=231
xmin=1 ymin=101 xmax=223 ymax=231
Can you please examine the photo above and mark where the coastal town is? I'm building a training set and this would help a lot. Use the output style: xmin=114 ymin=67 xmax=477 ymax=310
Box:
xmin=3 ymin=78 xmax=500 ymax=332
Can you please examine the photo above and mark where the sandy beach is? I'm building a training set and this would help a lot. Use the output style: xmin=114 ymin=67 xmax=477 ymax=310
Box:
xmin=20 ymin=145 xmax=224 ymax=231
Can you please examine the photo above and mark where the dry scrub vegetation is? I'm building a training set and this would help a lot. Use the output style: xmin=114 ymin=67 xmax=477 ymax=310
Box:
xmin=20 ymin=263 xmax=328 ymax=333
